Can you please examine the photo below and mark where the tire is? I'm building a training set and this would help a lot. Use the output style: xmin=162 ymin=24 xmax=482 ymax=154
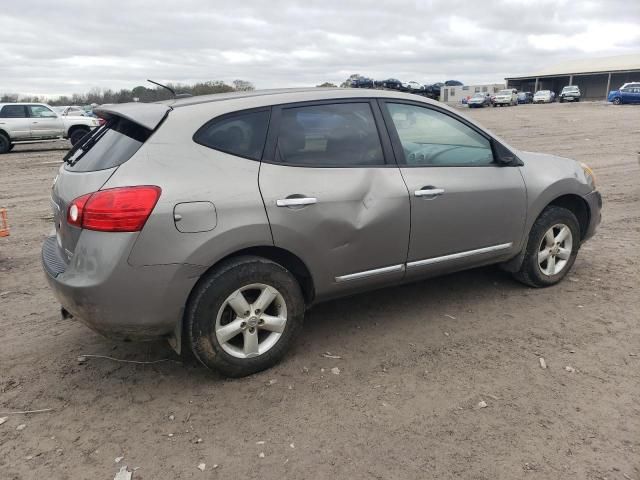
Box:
xmin=186 ymin=256 xmax=305 ymax=377
xmin=513 ymin=206 xmax=580 ymax=288
xmin=0 ymin=133 xmax=10 ymax=154
xmin=613 ymin=97 xmax=622 ymax=105
xmin=69 ymin=128 xmax=90 ymax=146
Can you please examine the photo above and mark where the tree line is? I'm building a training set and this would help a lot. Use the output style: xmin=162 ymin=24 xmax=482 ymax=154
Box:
xmin=0 ymin=79 xmax=255 ymax=106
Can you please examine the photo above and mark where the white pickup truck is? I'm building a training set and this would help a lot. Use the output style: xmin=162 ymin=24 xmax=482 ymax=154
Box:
xmin=0 ymin=103 xmax=101 ymax=154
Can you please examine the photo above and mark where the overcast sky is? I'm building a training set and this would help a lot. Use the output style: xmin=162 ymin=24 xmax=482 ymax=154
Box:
xmin=1 ymin=0 xmax=638 ymax=97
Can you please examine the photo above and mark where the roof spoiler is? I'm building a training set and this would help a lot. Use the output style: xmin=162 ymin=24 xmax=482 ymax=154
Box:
xmin=94 ymin=102 xmax=171 ymax=131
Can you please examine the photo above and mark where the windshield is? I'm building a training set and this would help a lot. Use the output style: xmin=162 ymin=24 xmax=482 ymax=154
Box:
xmin=563 ymin=86 xmax=579 ymax=91
xmin=472 ymin=94 xmax=484 ymax=98
xmin=498 ymin=90 xmax=512 ymax=95
xmin=535 ymin=90 xmax=550 ymax=95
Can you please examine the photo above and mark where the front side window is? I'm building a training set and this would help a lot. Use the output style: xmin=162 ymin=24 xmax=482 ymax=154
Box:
xmin=275 ymin=103 xmax=384 ymax=166
xmin=386 ymin=103 xmax=494 ymax=166
xmin=194 ymin=110 xmax=270 ymax=161
xmin=0 ymin=105 xmax=27 ymax=118
xmin=28 ymin=105 xmax=58 ymax=118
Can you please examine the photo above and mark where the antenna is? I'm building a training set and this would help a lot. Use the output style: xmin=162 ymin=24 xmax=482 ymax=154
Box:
xmin=147 ymin=79 xmax=176 ymax=97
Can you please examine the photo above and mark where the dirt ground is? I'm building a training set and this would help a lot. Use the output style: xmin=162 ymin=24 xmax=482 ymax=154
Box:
xmin=1 ymin=102 xmax=639 ymax=480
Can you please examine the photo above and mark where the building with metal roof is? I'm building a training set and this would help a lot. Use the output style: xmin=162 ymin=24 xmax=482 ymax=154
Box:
xmin=505 ymin=53 xmax=640 ymax=100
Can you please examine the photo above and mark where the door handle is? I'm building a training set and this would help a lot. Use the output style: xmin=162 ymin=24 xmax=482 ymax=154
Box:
xmin=415 ymin=187 xmax=445 ymax=198
xmin=276 ymin=197 xmax=318 ymax=207
xmin=32 ymin=121 xmax=39 ymax=124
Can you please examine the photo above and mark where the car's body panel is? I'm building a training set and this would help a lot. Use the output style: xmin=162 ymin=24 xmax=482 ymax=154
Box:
xmin=398 ymin=165 xmax=527 ymax=278
xmin=41 ymin=88 xmax=602 ymax=341
xmin=103 ymin=105 xmax=273 ymax=268
xmin=260 ymin=163 xmax=411 ymax=300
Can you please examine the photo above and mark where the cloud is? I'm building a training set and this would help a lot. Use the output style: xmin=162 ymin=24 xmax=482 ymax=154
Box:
xmin=0 ymin=0 xmax=638 ymax=97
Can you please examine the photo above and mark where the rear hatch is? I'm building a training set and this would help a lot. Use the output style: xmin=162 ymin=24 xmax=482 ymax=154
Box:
xmin=50 ymin=103 xmax=170 ymax=262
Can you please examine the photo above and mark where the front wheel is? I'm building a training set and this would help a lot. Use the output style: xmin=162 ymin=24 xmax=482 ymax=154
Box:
xmin=613 ymin=97 xmax=622 ymax=105
xmin=186 ymin=256 xmax=305 ymax=377
xmin=513 ymin=206 xmax=580 ymax=287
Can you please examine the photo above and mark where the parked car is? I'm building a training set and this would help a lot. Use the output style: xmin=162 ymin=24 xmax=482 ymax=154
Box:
xmin=517 ymin=92 xmax=533 ymax=104
xmin=444 ymin=80 xmax=464 ymax=86
xmin=559 ymin=85 xmax=581 ymax=102
xmin=403 ymin=81 xmax=424 ymax=94
xmin=350 ymin=77 xmax=374 ymax=89
xmin=493 ymin=89 xmax=518 ymax=107
xmin=42 ymin=88 xmax=601 ymax=377
xmin=467 ymin=92 xmax=491 ymax=107
xmin=53 ymin=105 xmax=87 ymax=116
xmin=0 ymin=103 xmax=101 ymax=153
xmin=380 ymin=78 xmax=403 ymax=90
xmin=608 ymin=83 xmax=640 ymax=105
xmin=424 ymin=82 xmax=444 ymax=100
xmin=533 ymin=90 xmax=553 ymax=103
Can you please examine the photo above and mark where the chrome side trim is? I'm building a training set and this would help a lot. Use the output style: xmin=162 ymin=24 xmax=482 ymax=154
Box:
xmin=407 ymin=242 xmax=513 ymax=269
xmin=335 ymin=264 xmax=405 ymax=283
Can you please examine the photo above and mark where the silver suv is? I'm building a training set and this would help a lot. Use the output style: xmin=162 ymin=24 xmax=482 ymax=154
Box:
xmin=42 ymin=88 xmax=601 ymax=377
xmin=0 ymin=103 xmax=100 ymax=153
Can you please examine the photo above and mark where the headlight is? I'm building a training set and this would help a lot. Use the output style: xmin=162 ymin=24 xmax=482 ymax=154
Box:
xmin=581 ymin=162 xmax=596 ymax=189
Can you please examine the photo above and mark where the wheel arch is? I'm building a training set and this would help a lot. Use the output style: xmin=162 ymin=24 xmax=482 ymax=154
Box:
xmin=67 ymin=124 xmax=90 ymax=138
xmin=0 ymin=128 xmax=9 ymax=140
xmin=191 ymin=245 xmax=315 ymax=306
xmin=501 ymin=193 xmax=590 ymax=273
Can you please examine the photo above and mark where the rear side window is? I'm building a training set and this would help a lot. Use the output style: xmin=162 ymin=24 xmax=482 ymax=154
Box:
xmin=194 ymin=110 xmax=270 ymax=161
xmin=0 ymin=105 xmax=27 ymax=118
xmin=275 ymin=103 xmax=384 ymax=166
xmin=64 ymin=116 xmax=151 ymax=172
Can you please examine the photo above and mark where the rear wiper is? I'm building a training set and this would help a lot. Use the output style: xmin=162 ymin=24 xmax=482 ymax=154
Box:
xmin=65 ymin=124 xmax=110 ymax=166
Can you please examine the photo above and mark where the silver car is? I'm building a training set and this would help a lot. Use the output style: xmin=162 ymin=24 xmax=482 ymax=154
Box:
xmin=43 ymin=88 xmax=602 ymax=377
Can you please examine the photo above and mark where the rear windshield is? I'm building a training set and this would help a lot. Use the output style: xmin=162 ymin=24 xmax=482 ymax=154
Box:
xmin=64 ymin=116 xmax=152 ymax=172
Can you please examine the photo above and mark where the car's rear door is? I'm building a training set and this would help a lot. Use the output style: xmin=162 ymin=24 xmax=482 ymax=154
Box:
xmin=379 ymin=100 xmax=526 ymax=279
xmin=259 ymin=99 xmax=410 ymax=301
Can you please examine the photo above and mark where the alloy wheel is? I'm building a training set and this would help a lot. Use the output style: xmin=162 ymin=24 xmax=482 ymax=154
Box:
xmin=215 ymin=283 xmax=287 ymax=359
xmin=538 ymin=224 xmax=573 ymax=276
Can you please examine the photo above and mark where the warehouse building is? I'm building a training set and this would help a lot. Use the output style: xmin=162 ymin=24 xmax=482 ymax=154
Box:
xmin=505 ymin=53 xmax=640 ymax=100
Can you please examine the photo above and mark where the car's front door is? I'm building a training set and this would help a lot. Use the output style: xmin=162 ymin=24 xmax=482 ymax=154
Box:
xmin=27 ymin=105 xmax=64 ymax=138
xmin=259 ymin=100 xmax=410 ymax=300
xmin=380 ymin=100 xmax=527 ymax=279
xmin=0 ymin=105 xmax=30 ymax=139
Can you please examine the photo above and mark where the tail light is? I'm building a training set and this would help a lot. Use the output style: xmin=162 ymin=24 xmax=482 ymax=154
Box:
xmin=67 ymin=186 xmax=161 ymax=232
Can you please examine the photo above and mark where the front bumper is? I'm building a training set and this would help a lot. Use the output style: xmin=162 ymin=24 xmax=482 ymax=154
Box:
xmin=42 ymin=233 xmax=205 ymax=341
xmin=582 ymin=190 xmax=602 ymax=242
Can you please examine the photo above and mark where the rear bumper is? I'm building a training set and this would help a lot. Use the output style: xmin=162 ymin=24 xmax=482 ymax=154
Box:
xmin=582 ymin=190 xmax=602 ymax=242
xmin=42 ymin=234 xmax=205 ymax=341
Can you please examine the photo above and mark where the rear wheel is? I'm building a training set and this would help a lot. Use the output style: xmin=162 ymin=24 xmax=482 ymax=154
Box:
xmin=0 ymin=134 xmax=10 ymax=154
xmin=69 ymin=128 xmax=90 ymax=146
xmin=186 ymin=256 xmax=305 ymax=377
xmin=513 ymin=206 xmax=580 ymax=287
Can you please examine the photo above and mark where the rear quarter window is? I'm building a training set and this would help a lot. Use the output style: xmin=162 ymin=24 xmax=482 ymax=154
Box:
xmin=193 ymin=109 xmax=270 ymax=161
xmin=64 ymin=116 xmax=151 ymax=172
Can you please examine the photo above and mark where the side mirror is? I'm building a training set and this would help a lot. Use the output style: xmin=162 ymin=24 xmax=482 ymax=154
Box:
xmin=492 ymin=140 xmax=523 ymax=166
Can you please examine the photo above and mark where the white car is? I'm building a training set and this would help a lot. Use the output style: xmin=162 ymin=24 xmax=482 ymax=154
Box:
xmin=53 ymin=105 xmax=88 ymax=117
xmin=0 ymin=103 xmax=100 ymax=153
xmin=533 ymin=90 xmax=553 ymax=104
xmin=403 ymin=81 xmax=424 ymax=93
xmin=493 ymin=89 xmax=518 ymax=107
